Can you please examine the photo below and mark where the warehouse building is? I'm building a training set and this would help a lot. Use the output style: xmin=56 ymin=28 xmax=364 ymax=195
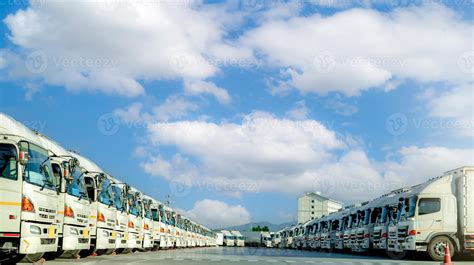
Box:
xmin=297 ymin=192 xmax=343 ymax=224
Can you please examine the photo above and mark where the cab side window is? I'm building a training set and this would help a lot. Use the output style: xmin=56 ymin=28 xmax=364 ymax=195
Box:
xmin=418 ymin=198 xmax=441 ymax=216
xmin=0 ymin=144 xmax=17 ymax=180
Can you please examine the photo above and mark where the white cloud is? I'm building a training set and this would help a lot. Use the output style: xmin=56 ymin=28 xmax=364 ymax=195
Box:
xmin=383 ymin=146 xmax=474 ymax=185
xmin=184 ymin=80 xmax=231 ymax=104
xmin=3 ymin=1 xmax=244 ymax=97
xmin=181 ymin=199 xmax=251 ymax=229
xmin=240 ymin=5 xmax=473 ymax=96
xmin=141 ymin=111 xmax=474 ymax=203
xmin=424 ymin=85 xmax=473 ymax=138
xmin=285 ymin=100 xmax=310 ymax=120
xmin=154 ymin=95 xmax=199 ymax=122
xmin=114 ymin=95 xmax=199 ymax=124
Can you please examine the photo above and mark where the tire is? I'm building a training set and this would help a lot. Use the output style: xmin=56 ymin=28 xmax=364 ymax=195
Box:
xmin=427 ymin=236 xmax=456 ymax=262
xmin=19 ymin=253 xmax=44 ymax=263
xmin=79 ymin=248 xmax=95 ymax=258
xmin=43 ymin=251 xmax=63 ymax=260
xmin=60 ymin=250 xmax=82 ymax=259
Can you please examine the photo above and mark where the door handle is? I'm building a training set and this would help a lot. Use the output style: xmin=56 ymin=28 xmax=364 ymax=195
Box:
xmin=435 ymin=220 xmax=442 ymax=222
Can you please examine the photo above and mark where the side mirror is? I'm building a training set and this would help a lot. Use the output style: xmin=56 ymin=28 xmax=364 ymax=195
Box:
xmin=62 ymin=161 xmax=73 ymax=180
xmin=18 ymin=142 xmax=30 ymax=166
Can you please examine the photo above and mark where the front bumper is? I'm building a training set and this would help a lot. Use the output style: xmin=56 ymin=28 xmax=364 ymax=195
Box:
xmin=62 ymin=224 xmax=90 ymax=251
xmin=96 ymin=227 xmax=116 ymax=250
xmin=19 ymin=221 xmax=58 ymax=254
xmin=127 ymin=232 xmax=142 ymax=249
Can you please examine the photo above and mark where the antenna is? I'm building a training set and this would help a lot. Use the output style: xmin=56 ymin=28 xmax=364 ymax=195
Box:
xmin=165 ymin=194 xmax=174 ymax=207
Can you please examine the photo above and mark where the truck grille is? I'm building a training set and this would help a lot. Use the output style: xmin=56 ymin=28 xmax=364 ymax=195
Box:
xmin=108 ymin=239 xmax=116 ymax=244
xmin=40 ymin=238 xmax=55 ymax=245
xmin=78 ymin=238 xmax=88 ymax=244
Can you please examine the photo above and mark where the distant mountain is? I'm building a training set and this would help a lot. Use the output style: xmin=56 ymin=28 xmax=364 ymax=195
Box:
xmin=223 ymin=221 xmax=296 ymax=232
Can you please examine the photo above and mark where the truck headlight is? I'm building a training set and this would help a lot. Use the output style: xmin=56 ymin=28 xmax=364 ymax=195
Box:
xmin=70 ymin=228 xmax=79 ymax=235
xmin=30 ymin=225 xmax=41 ymax=235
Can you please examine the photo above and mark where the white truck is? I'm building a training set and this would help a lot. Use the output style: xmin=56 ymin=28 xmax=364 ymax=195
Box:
xmin=141 ymin=195 xmax=154 ymax=251
xmin=124 ymin=186 xmax=143 ymax=251
xmin=231 ymin=231 xmax=245 ymax=247
xmin=261 ymin=232 xmax=272 ymax=247
xmin=0 ymin=114 xmax=59 ymax=263
xmin=36 ymin=134 xmax=91 ymax=260
xmin=108 ymin=179 xmax=128 ymax=253
xmin=222 ymin=230 xmax=235 ymax=246
xmin=392 ymin=167 xmax=474 ymax=261
xmin=70 ymin=152 xmax=117 ymax=256
xmin=150 ymin=199 xmax=164 ymax=250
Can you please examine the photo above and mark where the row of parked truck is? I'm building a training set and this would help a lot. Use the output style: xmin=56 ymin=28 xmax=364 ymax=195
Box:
xmin=0 ymin=113 xmax=217 ymax=264
xmin=269 ymin=167 xmax=474 ymax=262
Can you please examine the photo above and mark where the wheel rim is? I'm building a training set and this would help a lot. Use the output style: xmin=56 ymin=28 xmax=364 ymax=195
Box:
xmin=433 ymin=241 xmax=447 ymax=257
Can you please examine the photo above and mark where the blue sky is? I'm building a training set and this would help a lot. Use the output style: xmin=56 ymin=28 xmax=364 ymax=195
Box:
xmin=0 ymin=0 xmax=472 ymax=228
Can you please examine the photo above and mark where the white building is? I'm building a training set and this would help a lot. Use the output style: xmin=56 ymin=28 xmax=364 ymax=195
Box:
xmin=297 ymin=192 xmax=343 ymax=224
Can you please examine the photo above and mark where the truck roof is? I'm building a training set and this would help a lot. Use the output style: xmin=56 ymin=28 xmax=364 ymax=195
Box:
xmin=0 ymin=113 xmax=44 ymax=148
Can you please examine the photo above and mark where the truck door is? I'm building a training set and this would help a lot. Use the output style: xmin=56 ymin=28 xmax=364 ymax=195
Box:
xmin=0 ymin=143 xmax=22 ymax=234
xmin=416 ymin=197 xmax=443 ymax=241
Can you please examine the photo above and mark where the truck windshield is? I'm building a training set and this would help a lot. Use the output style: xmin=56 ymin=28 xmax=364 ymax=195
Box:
xmin=128 ymin=194 xmax=142 ymax=216
xmin=380 ymin=206 xmax=389 ymax=223
xmin=143 ymin=201 xmax=152 ymax=219
xmin=364 ymin=209 xmax=371 ymax=225
xmin=24 ymin=143 xmax=56 ymax=191
xmin=160 ymin=207 xmax=167 ymax=223
xmin=98 ymin=178 xmax=114 ymax=206
xmin=0 ymin=144 xmax=17 ymax=180
xmin=151 ymin=208 xmax=159 ymax=222
xmin=66 ymin=167 xmax=88 ymax=200
xmin=111 ymin=185 xmax=126 ymax=212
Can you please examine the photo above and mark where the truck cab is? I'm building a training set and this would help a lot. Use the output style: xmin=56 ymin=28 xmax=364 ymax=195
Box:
xmin=125 ymin=187 xmax=143 ymax=250
xmin=37 ymin=134 xmax=91 ymax=259
xmin=141 ymin=196 xmax=154 ymax=250
xmin=231 ymin=231 xmax=245 ymax=247
xmin=150 ymin=200 xmax=163 ymax=250
xmin=222 ymin=230 xmax=235 ymax=246
xmin=71 ymin=152 xmax=117 ymax=256
xmin=0 ymin=114 xmax=59 ymax=263
xmin=109 ymin=181 xmax=128 ymax=252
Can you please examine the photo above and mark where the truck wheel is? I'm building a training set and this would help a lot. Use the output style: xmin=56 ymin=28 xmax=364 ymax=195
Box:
xmin=43 ymin=251 xmax=63 ymax=260
xmin=20 ymin=253 xmax=44 ymax=263
xmin=428 ymin=236 xmax=455 ymax=262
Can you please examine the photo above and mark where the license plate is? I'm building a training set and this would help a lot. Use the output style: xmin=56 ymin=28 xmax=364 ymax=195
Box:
xmin=48 ymin=227 xmax=56 ymax=238
xmin=84 ymin=228 xmax=89 ymax=238
xmin=112 ymin=231 xmax=116 ymax=239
